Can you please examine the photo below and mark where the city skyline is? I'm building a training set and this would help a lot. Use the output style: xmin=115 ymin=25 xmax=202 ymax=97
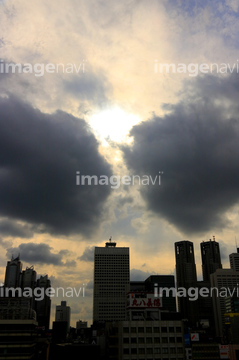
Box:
xmin=1 ymin=237 xmax=238 ymax=328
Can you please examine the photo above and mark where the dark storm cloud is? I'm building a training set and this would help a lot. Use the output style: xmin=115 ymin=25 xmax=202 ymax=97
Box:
xmin=6 ymin=242 xmax=76 ymax=266
xmin=122 ymin=73 xmax=239 ymax=234
xmin=0 ymin=218 xmax=34 ymax=238
xmin=0 ymin=96 xmax=112 ymax=236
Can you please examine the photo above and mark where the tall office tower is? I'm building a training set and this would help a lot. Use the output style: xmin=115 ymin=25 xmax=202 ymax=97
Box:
xmin=93 ymin=239 xmax=130 ymax=322
xmin=201 ymin=238 xmax=222 ymax=281
xmin=175 ymin=241 xmax=197 ymax=289
xmin=21 ymin=266 xmax=37 ymax=309
xmin=34 ymin=275 xmax=51 ymax=329
xmin=175 ymin=241 xmax=197 ymax=324
xmin=229 ymin=248 xmax=239 ymax=272
xmin=4 ymin=255 xmax=22 ymax=288
xmin=55 ymin=301 xmax=71 ymax=333
xmin=210 ymin=269 xmax=239 ymax=337
xmin=21 ymin=266 xmax=36 ymax=289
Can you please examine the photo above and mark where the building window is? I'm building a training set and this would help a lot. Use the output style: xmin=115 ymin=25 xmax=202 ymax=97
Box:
xmin=123 ymin=327 xmax=129 ymax=333
xmin=154 ymin=326 xmax=160 ymax=333
xmin=146 ymin=348 xmax=153 ymax=354
xmin=162 ymin=348 xmax=169 ymax=354
xmin=154 ymin=337 xmax=160 ymax=344
xmin=146 ymin=327 xmax=152 ymax=333
xmin=138 ymin=337 xmax=144 ymax=344
xmin=138 ymin=327 xmax=144 ymax=333
xmin=123 ymin=338 xmax=129 ymax=344
xmin=139 ymin=348 xmax=145 ymax=354
xmin=146 ymin=337 xmax=153 ymax=344
xmin=161 ymin=327 xmax=167 ymax=333
xmin=162 ymin=337 xmax=168 ymax=343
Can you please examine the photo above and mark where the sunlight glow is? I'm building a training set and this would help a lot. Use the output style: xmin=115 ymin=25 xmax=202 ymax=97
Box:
xmin=88 ymin=107 xmax=141 ymax=143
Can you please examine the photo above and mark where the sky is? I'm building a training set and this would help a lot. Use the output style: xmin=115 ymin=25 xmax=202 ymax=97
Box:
xmin=1 ymin=0 xmax=239 ymax=327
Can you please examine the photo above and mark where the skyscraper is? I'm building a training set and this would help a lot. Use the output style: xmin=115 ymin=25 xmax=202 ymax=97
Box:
xmin=175 ymin=241 xmax=197 ymax=289
xmin=55 ymin=301 xmax=71 ymax=333
xmin=175 ymin=241 xmax=197 ymax=323
xmin=201 ymin=238 xmax=222 ymax=281
xmin=4 ymin=255 xmax=22 ymax=288
xmin=229 ymin=248 xmax=239 ymax=272
xmin=21 ymin=266 xmax=36 ymax=290
xmin=34 ymin=275 xmax=51 ymax=329
xmin=21 ymin=265 xmax=37 ymax=310
xmin=93 ymin=239 xmax=130 ymax=322
xmin=210 ymin=269 xmax=239 ymax=337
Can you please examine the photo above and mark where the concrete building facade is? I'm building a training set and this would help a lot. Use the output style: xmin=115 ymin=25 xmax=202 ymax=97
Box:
xmin=93 ymin=239 xmax=130 ymax=322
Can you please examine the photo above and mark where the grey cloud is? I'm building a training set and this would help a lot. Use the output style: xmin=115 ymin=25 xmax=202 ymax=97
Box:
xmin=116 ymin=195 xmax=134 ymax=207
xmin=6 ymin=242 xmax=76 ymax=266
xmin=122 ymin=73 xmax=239 ymax=234
xmin=63 ymin=71 xmax=111 ymax=107
xmin=78 ymin=246 xmax=95 ymax=262
xmin=64 ymin=260 xmax=77 ymax=267
xmin=0 ymin=96 xmax=112 ymax=236
xmin=0 ymin=218 xmax=34 ymax=238
xmin=86 ymin=280 xmax=93 ymax=290
xmin=130 ymin=268 xmax=151 ymax=281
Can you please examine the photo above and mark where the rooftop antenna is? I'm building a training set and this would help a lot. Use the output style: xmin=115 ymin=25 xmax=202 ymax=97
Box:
xmin=235 ymin=236 xmax=238 ymax=252
xmin=105 ymin=235 xmax=116 ymax=247
xmin=213 ymin=235 xmax=215 ymax=241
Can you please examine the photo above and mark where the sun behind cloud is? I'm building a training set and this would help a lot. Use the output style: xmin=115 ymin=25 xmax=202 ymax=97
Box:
xmin=88 ymin=107 xmax=141 ymax=143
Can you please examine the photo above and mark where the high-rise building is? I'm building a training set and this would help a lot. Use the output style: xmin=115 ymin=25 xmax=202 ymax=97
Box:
xmin=201 ymin=238 xmax=222 ymax=282
xmin=174 ymin=241 xmax=197 ymax=324
xmin=21 ymin=266 xmax=36 ymax=290
xmin=55 ymin=301 xmax=71 ymax=333
xmin=93 ymin=239 xmax=130 ymax=322
xmin=175 ymin=241 xmax=197 ymax=288
xmin=21 ymin=266 xmax=37 ymax=309
xmin=35 ymin=275 xmax=51 ymax=330
xmin=4 ymin=255 xmax=22 ymax=288
xmin=210 ymin=269 xmax=239 ymax=337
xmin=229 ymin=248 xmax=239 ymax=272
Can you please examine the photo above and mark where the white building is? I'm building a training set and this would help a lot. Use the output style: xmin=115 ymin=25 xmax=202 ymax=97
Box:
xmin=93 ymin=239 xmax=130 ymax=322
